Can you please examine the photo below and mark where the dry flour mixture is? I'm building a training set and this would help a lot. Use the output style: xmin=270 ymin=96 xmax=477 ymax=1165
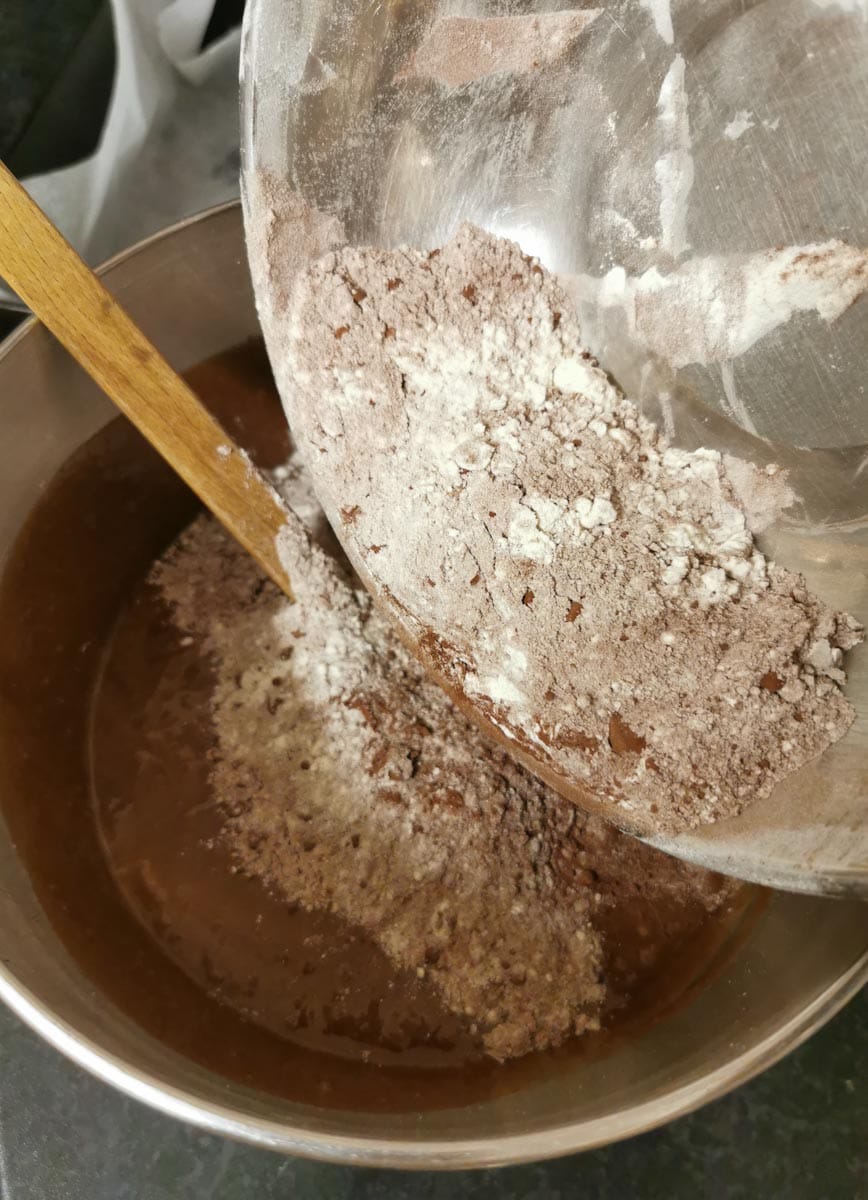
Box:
xmin=282 ymin=225 xmax=862 ymax=836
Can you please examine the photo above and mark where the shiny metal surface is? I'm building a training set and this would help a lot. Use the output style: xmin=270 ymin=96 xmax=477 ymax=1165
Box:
xmin=0 ymin=204 xmax=866 ymax=1166
xmin=241 ymin=0 xmax=867 ymax=894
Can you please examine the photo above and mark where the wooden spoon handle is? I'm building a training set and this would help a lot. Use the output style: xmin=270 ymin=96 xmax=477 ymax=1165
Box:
xmin=0 ymin=161 xmax=294 ymax=601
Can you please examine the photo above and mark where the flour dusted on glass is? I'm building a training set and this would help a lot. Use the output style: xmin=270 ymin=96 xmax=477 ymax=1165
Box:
xmin=567 ymin=241 xmax=868 ymax=369
xmin=282 ymin=224 xmax=862 ymax=835
xmin=639 ymin=0 xmax=674 ymax=43
xmin=655 ymin=54 xmax=693 ymax=260
xmin=723 ymin=111 xmax=756 ymax=141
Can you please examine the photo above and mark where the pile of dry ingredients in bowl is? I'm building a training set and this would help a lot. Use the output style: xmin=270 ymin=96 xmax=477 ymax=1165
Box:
xmin=153 ymin=461 xmax=734 ymax=1061
xmin=282 ymin=225 xmax=862 ymax=837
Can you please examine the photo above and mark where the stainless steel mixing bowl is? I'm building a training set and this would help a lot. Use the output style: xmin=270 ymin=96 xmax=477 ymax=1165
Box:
xmin=0 ymin=204 xmax=866 ymax=1166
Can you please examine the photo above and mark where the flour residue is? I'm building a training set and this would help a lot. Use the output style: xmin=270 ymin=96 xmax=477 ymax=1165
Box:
xmin=243 ymin=173 xmax=344 ymax=322
xmin=604 ymin=208 xmax=658 ymax=250
xmin=719 ymin=361 xmax=758 ymax=436
xmin=639 ymin=0 xmax=674 ymax=43
xmin=724 ymin=110 xmax=756 ymax=140
xmin=297 ymin=55 xmax=336 ymax=96
xmin=605 ymin=209 xmax=641 ymax=241
xmin=722 ymin=457 xmax=796 ymax=534
xmin=655 ymin=55 xmax=693 ymax=259
xmin=811 ymin=0 xmax=868 ymax=19
xmin=397 ymin=10 xmax=601 ymax=88
xmin=567 ymin=240 xmax=868 ymax=368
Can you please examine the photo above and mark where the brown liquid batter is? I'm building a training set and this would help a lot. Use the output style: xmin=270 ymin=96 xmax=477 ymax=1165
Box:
xmin=0 ymin=342 xmax=761 ymax=1113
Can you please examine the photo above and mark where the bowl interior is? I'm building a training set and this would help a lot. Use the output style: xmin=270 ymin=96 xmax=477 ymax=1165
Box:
xmin=0 ymin=205 xmax=866 ymax=1166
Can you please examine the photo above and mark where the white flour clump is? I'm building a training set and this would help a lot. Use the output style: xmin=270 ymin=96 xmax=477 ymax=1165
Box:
xmin=282 ymin=224 xmax=862 ymax=835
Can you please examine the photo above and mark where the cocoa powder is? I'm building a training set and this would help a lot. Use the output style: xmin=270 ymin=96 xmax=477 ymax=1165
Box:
xmin=153 ymin=460 xmax=733 ymax=1060
xmin=281 ymin=225 xmax=862 ymax=835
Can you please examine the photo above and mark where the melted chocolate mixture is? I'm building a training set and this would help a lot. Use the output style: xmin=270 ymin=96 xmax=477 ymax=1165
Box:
xmin=0 ymin=343 xmax=760 ymax=1112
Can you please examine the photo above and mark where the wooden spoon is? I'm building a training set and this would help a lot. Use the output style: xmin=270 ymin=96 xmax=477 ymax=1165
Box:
xmin=0 ymin=161 xmax=294 ymax=601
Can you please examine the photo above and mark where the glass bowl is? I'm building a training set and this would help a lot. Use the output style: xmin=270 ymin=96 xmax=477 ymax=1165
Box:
xmin=240 ymin=0 xmax=868 ymax=895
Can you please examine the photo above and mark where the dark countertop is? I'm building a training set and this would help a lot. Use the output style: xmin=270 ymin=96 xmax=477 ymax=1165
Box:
xmin=0 ymin=4 xmax=865 ymax=1197
xmin=0 ymin=994 xmax=866 ymax=1198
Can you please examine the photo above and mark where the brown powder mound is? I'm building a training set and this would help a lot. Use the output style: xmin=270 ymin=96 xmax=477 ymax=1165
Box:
xmin=281 ymin=224 xmax=862 ymax=836
xmin=152 ymin=463 xmax=733 ymax=1061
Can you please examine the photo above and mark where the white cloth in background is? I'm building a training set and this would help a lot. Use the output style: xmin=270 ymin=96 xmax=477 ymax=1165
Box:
xmin=3 ymin=0 xmax=241 ymax=303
